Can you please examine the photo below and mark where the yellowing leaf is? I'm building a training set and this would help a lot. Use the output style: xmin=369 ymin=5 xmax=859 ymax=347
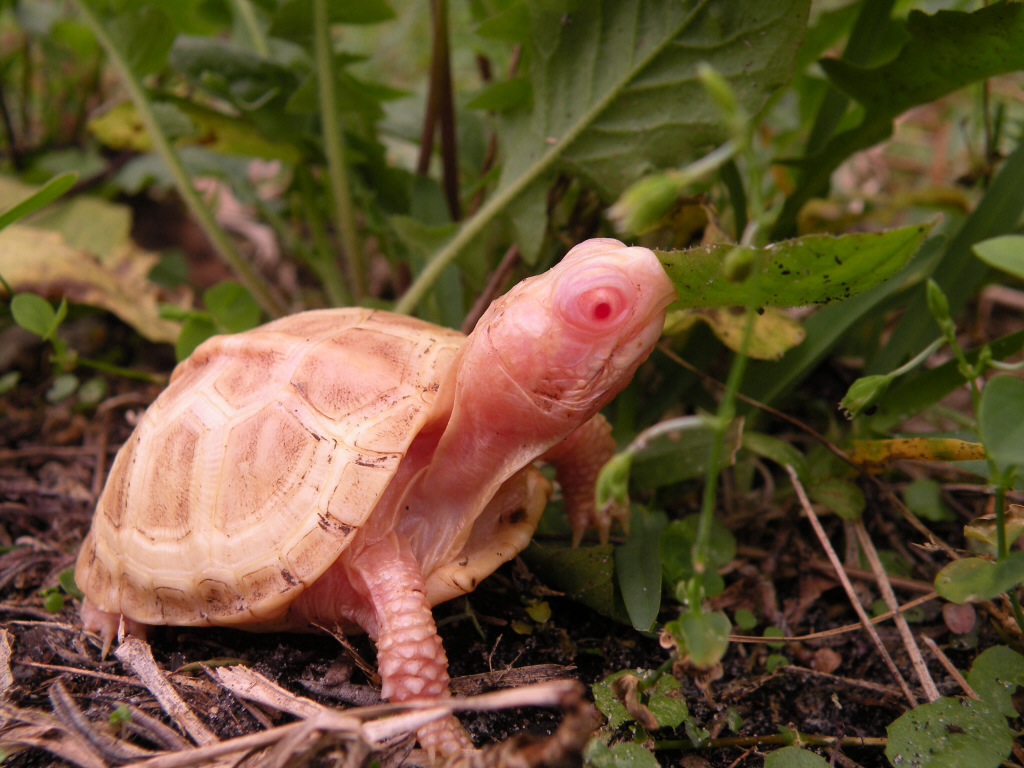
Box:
xmin=0 ymin=225 xmax=182 ymax=343
xmin=666 ymin=307 xmax=805 ymax=360
xmin=850 ymin=438 xmax=986 ymax=470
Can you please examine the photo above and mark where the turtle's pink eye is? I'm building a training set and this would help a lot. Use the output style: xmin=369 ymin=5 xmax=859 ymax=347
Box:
xmin=557 ymin=271 xmax=634 ymax=333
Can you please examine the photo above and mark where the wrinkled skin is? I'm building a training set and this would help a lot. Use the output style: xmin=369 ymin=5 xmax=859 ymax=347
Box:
xmin=77 ymin=238 xmax=676 ymax=757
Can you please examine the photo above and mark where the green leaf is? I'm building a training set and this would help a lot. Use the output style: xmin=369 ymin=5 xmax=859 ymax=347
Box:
xmin=660 ymin=225 xmax=927 ymax=311
xmin=668 ymin=610 xmax=731 ymax=670
xmin=522 ymin=542 xmax=629 ymax=624
xmin=204 ymin=282 xmax=262 ymax=334
xmin=176 ymin=315 xmax=219 ymax=361
xmin=0 ymin=172 xmax=78 ymax=233
xmin=973 ymin=235 xmax=1024 ymax=281
xmin=106 ymin=6 xmax=178 ymax=77
xmin=774 ymin=3 xmax=1024 ymax=238
xmin=584 ymin=740 xmax=660 ymax=768
xmin=903 ymin=479 xmax=955 ymax=523
xmin=466 ymin=77 xmax=531 ymax=113
xmin=660 ymin=515 xmax=736 ymax=587
xmin=615 ymin=506 xmax=666 ymax=631
xmin=886 ymin=697 xmax=1013 ymax=768
xmin=741 ymin=432 xmax=808 ymax=477
xmin=47 ymin=373 xmax=79 ymax=403
xmin=978 ymin=376 xmax=1024 ymax=467
xmin=764 ymin=746 xmax=831 ymax=768
xmin=269 ymin=0 xmax=395 ymax=42
xmin=967 ymin=646 xmax=1024 ymax=718
xmin=494 ymin=0 xmax=809 ymax=262
xmin=934 ymin=554 xmax=1024 ymax=605
xmin=807 ymin=477 xmax=865 ymax=521
xmin=10 ymin=293 xmax=59 ymax=340
xmin=592 ymin=671 xmax=690 ymax=731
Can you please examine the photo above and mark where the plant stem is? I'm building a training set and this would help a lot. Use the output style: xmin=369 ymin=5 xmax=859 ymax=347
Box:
xmin=313 ymin=0 xmax=364 ymax=302
xmin=71 ymin=0 xmax=286 ymax=318
xmin=229 ymin=0 xmax=270 ymax=57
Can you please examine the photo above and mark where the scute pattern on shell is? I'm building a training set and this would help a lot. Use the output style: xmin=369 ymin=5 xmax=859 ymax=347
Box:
xmin=76 ymin=308 xmax=464 ymax=626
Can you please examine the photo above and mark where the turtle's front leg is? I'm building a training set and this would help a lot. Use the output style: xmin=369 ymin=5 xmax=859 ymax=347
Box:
xmin=543 ymin=413 xmax=627 ymax=546
xmin=349 ymin=532 xmax=474 ymax=757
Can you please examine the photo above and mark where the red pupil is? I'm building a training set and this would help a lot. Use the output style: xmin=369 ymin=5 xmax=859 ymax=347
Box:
xmin=593 ymin=301 xmax=612 ymax=320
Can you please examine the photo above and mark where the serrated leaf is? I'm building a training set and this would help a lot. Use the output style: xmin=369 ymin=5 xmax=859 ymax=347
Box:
xmin=979 ymin=376 xmax=1024 ymax=467
xmin=615 ymin=506 xmax=666 ymax=631
xmin=967 ymin=646 xmax=1024 ymax=718
xmin=659 ymin=225 xmax=927 ymax=311
xmin=886 ymin=697 xmax=1013 ymax=768
xmin=496 ymin=0 xmax=808 ymax=260
xmin=934 ymin=554 xmax=1024 ymax=605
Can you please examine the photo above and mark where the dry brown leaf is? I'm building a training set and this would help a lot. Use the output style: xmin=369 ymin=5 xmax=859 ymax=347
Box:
xmin=0 ymin=224 xmax=183 ymax=344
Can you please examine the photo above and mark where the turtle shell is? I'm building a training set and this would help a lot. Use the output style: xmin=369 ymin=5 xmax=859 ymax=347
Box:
xmin=75 ymin=308 xmax=465 ymax=627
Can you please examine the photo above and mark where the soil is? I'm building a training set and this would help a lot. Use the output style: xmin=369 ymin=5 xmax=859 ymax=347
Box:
xmin=0 ymin=315 xmax=1015 ymax=768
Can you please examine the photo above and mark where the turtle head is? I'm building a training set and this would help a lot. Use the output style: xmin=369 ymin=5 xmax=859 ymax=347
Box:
xmin=477 ymin=238 xmax=676 ymax=418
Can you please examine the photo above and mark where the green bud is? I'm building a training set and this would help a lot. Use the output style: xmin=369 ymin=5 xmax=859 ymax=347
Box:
xmin=697 ymin=63 xmax=742 ymax=133
xmin=595 ymin=451 xmax=634 ymax=511
xmin=608 ymin=173 xmax=681 ymax=235
xmin=926 ymin=279 xmax=955 ymax=336
xmin=839 ymin=374 xmax=892 ymax=419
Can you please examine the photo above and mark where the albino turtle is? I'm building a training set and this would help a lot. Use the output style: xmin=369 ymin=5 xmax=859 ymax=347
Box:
xmin=75 ymin=238 xmax=675 ymax=756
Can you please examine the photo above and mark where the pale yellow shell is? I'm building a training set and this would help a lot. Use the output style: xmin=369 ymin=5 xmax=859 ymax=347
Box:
xmin=76 ymin=308 xmax=467 ymax=627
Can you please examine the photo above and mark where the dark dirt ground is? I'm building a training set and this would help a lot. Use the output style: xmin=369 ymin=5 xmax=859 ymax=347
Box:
xmin=0 ymin=305 xmax=1019 ymax=768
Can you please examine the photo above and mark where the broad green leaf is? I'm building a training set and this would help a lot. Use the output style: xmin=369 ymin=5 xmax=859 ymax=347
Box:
xmin=774 ymin=3 xmax=1024 ymax=238
xmin=614 ymin=506 xmax=666 ymax=631
xmin=668 ymin=610 xmax=731 ymax=669
xmin=204 ymin=282 xmax=262 ymax=334
xmin=978 ymin=376 xmax=1024 ymax=467
xmin=522 ymin=542 xmax=629 ymax=624
xmin=660 ymin=225 xmax=926 ymax=311
xmin=765 ymin=746 xmax=831 ymax=768
xmin=886 ymin=697 xmax=1013 ymax=768
xmin=465 ymin=77 xmax=531 ymax=113
xmin=973 ymin=235 xmax=1024 ymax=281
xmin=934 ymin=554 xmax=1024 ymax=605
xmin=10 ymin=294 xmax=59 ymax=340
xmin=0 ymin=172 xmax=78 ymax=233
xmin=967 ymin=646 xmax=1024 ymax=718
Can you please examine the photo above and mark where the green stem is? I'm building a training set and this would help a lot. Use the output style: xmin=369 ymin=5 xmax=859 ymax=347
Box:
xmin=228 ymin=0 xmax=270 ymax=57
xmin=313 ymin=0 xmax=363 ymax=302
xmin=72 ymin=0 xmax=286 ymax=318
xmin=76 ymin=357 xmax=166 ymax=384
